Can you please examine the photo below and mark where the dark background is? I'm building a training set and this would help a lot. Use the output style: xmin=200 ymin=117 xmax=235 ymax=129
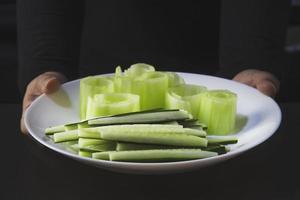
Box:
xmin=1 ymin=0 xmax=300 ymax=104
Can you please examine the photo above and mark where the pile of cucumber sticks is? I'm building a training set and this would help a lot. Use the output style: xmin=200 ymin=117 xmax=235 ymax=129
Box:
xmin=46 ymin=109 xmax=238 ymax=162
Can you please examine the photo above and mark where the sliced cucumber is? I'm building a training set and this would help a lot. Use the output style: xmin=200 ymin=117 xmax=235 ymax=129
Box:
xmin=45 ymin=125 xmax=65 ymax=135
xmin=92 ymin=151 xmax=111 ymax=160
xmin=88 ymin=109 xmax=191 ymax=125
xmin=79 ymin=150 xmax=93 ymax=158
xmin=53 ymin=130 xmax=78 ymax=143
xmin=78 ymin=138 xmax=116 ymax=152
xmin=116 ymin=142 xmax=172 ymax=151
xmin=94 ymin=149 xmax=217 ymax=162
xmin=78 ymin=128 xmax=101 ymax=139
xmin=204 ymin=145 xmax=229 ymax=154
xmin=97 ymin=125 xmax=208 ymax=147
xmin=64 ymin=124 xmax=78 ymax=131
xmin=207 ymin=135 xmax=238 ymax=145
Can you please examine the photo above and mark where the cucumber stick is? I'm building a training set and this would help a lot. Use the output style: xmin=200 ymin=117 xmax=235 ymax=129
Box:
xmin=97 ymin=125 xmax=208 ymax=147
xmin=88 ymin=109 xmax=191 ymax=125
xmin=93 ymin=149 xmax=217 ymax=162
xmin=207 ymin=135 xmax=238 ymax=145
xmin=78 ymin=138 xmax=116 ymax=152
xmin=116 ymin=142 xmax=173 ymax=151
xmin=53 ymin=130 xmax=78 ymax=143
xmin=45 ymin=125 xmax=65 ymax=135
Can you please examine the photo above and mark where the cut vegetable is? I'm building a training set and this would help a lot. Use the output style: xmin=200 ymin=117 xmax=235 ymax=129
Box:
xmin=96 ymin=125 xmax=208 ymax=147
xmin=78 ymin=138 xmax=116 ymax=152
xmin=133 ymin=71 xmax=168 ymax=110
xmin=53 ymin=130 xmax=78 ymax=143
xmin=165 ymin=72 xmax=185 ymax=87
xmin=124 ymin=63 xmax=155 ymax=77
xmin=79 ymin=150 xmax=93 ymax=158
xmin=92 ymin=151 xmax=111 ymax=160
xmin=86 ymin=93 xmax=140 ymax=119
xmin=80 ymin=76 xmax=114 ymax=120
xmin=207 ymin=135 xmax=238 ymax=145
xmin=78 ymin=128 xmax=101 ymax=139
xmin=94 ymin=149 xmax=217 ymax=162
xmin=45 ymin=125 xmax=65 ymax=135
xmin=88 ymin=109 xmax=191 ymax=125
xmin=198 ymin=90 xmax=237 ymax=135
xmin=64 ymin=124 xmax=78 ymax=131
xmin=116 ymin=142 xmax=173 ymax=151
xmin=166 ymin=84 xmax=207 ymax=118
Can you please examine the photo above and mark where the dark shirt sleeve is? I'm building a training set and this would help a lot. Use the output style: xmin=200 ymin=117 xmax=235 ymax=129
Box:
xmin=17 ymin=0 xmax=84 ymax=95
xmin=219 ymin=0 xmax=291 ymax=80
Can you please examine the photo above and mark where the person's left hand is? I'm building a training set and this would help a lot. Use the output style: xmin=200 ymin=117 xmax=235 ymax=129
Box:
xmin=233 ymin=69 xmax=280 ymax=98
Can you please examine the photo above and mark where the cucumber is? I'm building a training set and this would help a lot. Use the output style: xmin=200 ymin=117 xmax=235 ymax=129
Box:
xmin=98 ymin=125 xmax=208 ymax=147
xmin=116 ymin=142 xmax=173 ymax=151
xmin=78 ymin=138 xmax=116 ymax=152
xmin=178 ymin=119 xmax=208 ymax=130
xmin=64 ymin=124 xmax=78 ymax=131
xmin=53 ymin=130 xmax=78 ymax=143
xmin=79 ymin=150 xmax=93 ymax=158
xmin=93 ymin=149 xmax=218 ymax=162
xmin=78 ymin=128 xmax=101 ymax=139
xmin=45 ymin=125 xmax=65 ymax=135
xmin=88 ymin=109 xmax=191 ymax=125
xmin=207 ymin=135 xmax=238 ymax=145
xmin=92 ymin=151 xmax=111 ymax=160
xmin=204 ymin=145 xmax=229 ymax=154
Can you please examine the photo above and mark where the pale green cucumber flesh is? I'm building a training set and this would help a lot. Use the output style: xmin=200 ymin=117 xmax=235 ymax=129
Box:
xmin=98 ymin=125 xmax=208 ymax=147
xmin=45 ymin=125 xmax=65 ymax=135
xmin=207 ymin=135 xmax=238 ymax=145
xmin=53 ymin=130 xmax=79 ymax=143
xmin=88 ymin=110 xmax=191 ymax=125
xmin=104 ymin=149 xmax=218 ymax=162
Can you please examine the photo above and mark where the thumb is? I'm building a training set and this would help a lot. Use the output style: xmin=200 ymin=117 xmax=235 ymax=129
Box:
xmin=256 ymin=80 xmax=277 ymax=98
xmin=39 ymin=72 xmax=66 ymax=94
xmin=41 ymin=76 xmax=61 ymax=94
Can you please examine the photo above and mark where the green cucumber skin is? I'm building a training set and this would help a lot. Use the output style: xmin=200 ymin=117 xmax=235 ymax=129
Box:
xmin=101 ymin=131 xmax=207 ymax=147
xmin=207 ymin=136 xmax=238 ymax=145
xmin=45 ymin=125 xmax=65 ymax=135
xmin=104 ymin=149 xmax=218 ymax=162
xmin=88 ymin=110 xmax=191 ymax=125
xmin=92 ymin=151 xmax=111 ymax=160
xmin=53 ymin=130 xmax=79 ymax=143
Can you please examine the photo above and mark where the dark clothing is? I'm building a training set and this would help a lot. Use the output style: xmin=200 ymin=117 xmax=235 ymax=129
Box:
xmin=17 ymin=0 xmax=290 ymax=95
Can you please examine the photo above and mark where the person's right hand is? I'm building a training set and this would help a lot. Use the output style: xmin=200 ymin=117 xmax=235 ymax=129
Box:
xmin=20 ymin=71 xmax=66 ymax=134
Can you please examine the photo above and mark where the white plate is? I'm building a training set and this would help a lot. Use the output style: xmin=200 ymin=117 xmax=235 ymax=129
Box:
xmin=25 ymin=72 xmax=281 ymax=174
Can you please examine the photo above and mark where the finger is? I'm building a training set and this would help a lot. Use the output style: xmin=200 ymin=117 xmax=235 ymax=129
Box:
xmin=20 ymin=116 xmax=28 ymax=134
xmin=256 ymin=80 xmax=277 ymax=98
xmin=233 ymin=75 xmax=255 ymax=87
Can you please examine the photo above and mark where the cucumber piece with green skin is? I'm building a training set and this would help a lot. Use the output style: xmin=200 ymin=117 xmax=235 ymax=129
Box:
xmin=45 ymin=125 xmax=65 ymax=135
xmin=88 ymin=109 xmax=191 ymax=125
xmin=204 ymin=145 xmax=229 ymax=154
xmin=98 ymin=125 xmax=208 ymax=147
xmin=78 ymin=138 xmax=116 ymax=152
xmin=178 ymin=119 xmax=208 ymax=130
xmin=45 ymin=109 xmax=189 ymax=133
xmin=93 ymin=149 xmax=217 ymax=162
xmin=207 ymin=135 xmax=238 ymax=145
xmin=92 ymin=151 xmax=111 ymax=160
xmin=78 ymin=128 xmax=102 ymax=139
xmin=53 ymin=130 xmax=78 ymax=143
xmin=79 ymin=150 xmax=93 ymax=158
xmin=116 ymin=142 xmax=173 ymax=151
xmin=64 ymin=124 xmax=78 ymax=131
xmin=79 ymin=125 xmax=187 ymax=139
